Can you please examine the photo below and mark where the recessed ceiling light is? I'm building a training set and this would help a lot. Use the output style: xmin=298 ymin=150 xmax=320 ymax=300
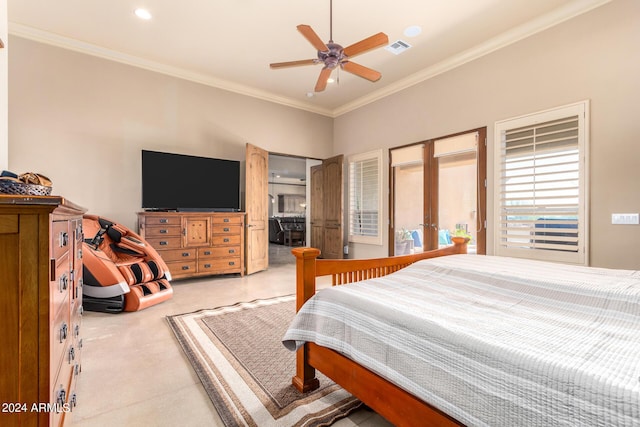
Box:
xmin=404 ymin=25 xmax=422 ymax=37
xmin=306 ymin=92 xmax=315 ymax=98
xmin=134 ymin=8 xmax=152 ymax=20
xmin=327 ymin=78 xmax=335 ymax=84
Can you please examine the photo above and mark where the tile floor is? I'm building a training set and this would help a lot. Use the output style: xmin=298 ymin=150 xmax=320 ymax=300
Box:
xmin=69 ymin=245 xmax=392 ymax=426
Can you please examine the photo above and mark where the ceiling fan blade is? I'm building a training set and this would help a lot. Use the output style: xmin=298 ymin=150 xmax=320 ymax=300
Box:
xmin=270 ymin=59 xmax=317 ymax=69
xmin=315 ymin=67 xmax=333 ymax=92
xmin=341 ymin=61 xmax=382 ymax=82
xmin=297 ymin=25 xmax=329 ymax=52
xmin=343 ymin=32 xmax=389 ymax=58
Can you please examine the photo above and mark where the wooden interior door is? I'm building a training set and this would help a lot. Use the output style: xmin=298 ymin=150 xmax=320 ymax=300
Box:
xmin=309 ymin=164 xmax=324 ymax=254
xmin=321 ymin=155 xmax=344 ymax=259
xmin=245 ymin=143 xmax=269 ymax=274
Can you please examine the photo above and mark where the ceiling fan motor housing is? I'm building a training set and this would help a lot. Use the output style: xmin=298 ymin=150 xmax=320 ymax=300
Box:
xmin=318 ymin=42 xmax=345 ymax=69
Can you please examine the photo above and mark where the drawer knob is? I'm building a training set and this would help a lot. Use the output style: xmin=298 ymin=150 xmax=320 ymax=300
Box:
xmin=182 ymin=266 xmax=190 ymax=270
xmin=182 ymin=252 xmax=190 ymax=257
xmin=60 ymin=231 xmax=69 ymax=247
xmin=69 ymin=346 xmax=76 ymax=362
xmin=204 ymin=251 xmax=211 ymax=255
xmin=159 ymin=241 xmax=168 ymax=245
xmin=223 ymin=238 xmax=230 ymax=243
xmin=223 ymin=227 xmax=230 ymax=232
xmin=229 ymin=261 xmax=235 ymax=266
xmin=228 ymin=249 xmax=235 ymax=254
xmin=160 ymin=218 xmax=168 ymax=224
xmin=60 ymin=323 xmax=68 ymax=343
xmin=56 ymin=387 xmax=66 ymax=406
xmin=204 ymin=264 xmax=211 ymax=268
xmin=160 ymin=229 xmax=168 ymax=234
xmin=59 ymin=274 xmax=68 ymax=292
xmin=223 ymin=218 xmax=230 ymax=222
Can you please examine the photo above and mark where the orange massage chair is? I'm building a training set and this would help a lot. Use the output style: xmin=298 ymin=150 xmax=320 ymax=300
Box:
xmin=82 ymin=215 xmax=173 ymax=312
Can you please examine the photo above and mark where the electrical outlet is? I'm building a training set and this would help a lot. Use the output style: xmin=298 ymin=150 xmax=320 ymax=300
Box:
xmin=611 ymin=213 xmax=640 ymax=225
xmin=343 ymin=245 xmax=349 ymax=255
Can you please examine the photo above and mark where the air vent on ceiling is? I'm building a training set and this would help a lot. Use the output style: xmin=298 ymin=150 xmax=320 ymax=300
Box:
xmin=385 ymin=40 xmax=412 ymax=55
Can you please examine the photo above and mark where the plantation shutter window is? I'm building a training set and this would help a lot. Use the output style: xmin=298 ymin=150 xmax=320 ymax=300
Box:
xmin=349 ymin=150 xmax=382 ymax=245
xmin=495 ymin=101 xmax=589 ymax=265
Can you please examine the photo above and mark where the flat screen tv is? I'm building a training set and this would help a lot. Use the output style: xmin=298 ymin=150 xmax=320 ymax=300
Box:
xmin=142 ymin=150 xmax=240 ymax=212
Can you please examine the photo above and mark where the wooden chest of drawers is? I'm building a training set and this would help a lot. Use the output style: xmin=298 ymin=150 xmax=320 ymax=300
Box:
xmin=0 ymin=195 xmax=86 ymax=427
xmin=137 ymin=211 xmax=245 ymax=280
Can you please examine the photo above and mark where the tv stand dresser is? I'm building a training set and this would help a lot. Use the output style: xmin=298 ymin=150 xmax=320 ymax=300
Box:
xmin=137 ymin=211 xmax=245 ymax=280
xmin=0 ymin=195 xmax=86 ymax=427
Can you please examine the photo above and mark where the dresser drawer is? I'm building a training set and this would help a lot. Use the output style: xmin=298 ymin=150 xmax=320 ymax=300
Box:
xmin=71 ymin=303 xmax=83 ymax=357
xmin=212 ymin=215 xmax=243 ymax=225
xmin=146 ymin=236 xmax=181 ymax=250
xmin=160 ymin=248 xmax=196 ymax=262
xmin=144 ymin=226 xmax=182 ymax=238
xmin=142 ymin=216 xmax=182 ymax=226
xmin=198 ymin=257 xmax=241 ymax=274
xmin=212 ymin=224 xmax=242 ymax=235
xmin=198 ymin=246 xmax=241 ymax=258
xmin=51 ymin=220 xmax=70 ymax=261
xmin=211 ymin=234 xmax=241 ymax=246
xmin=51 ymin=305 xmax=71 ymax=382
xmin=167 ymin=261 xmax=197 ymax=278
xmin=51 ymin=252 xmax=71 ymax=319
xmin=50 ymin=354 xmax=74 ymax=427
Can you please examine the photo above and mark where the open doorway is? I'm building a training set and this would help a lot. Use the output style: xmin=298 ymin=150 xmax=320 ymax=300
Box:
xmin=267 ymin=153 xmax=320 ymax=266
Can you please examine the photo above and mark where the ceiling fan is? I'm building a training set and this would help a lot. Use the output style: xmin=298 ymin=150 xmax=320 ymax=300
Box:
xmin=270 ymin=0 xmax=389 ymax=92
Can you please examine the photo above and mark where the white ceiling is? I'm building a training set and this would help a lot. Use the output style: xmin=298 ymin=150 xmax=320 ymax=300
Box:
xmin=7 ymin=0 xmax=609 ymax=117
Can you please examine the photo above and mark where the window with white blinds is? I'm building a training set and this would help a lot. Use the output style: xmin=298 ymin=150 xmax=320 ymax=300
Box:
xmin=349 ymin=150 xmax=382 ymax=245
xmin=495 ymin=101 xmax=589 ymax=265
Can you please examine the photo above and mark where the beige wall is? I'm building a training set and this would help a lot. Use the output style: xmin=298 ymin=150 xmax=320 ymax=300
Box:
xmin=335 ymin=0 xmax=640 ymax=269
xmin=7 ymin=1 xmax=639 ymax=269
xmin=8 ymin=36 xmax=333 ymax=230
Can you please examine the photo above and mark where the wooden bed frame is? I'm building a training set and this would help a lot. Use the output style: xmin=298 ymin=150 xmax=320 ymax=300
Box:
xmin=291 ymin=237 xmax=469 ymax=427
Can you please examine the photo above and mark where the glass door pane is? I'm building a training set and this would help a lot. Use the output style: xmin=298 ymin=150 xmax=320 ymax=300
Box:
xmin=393 ymin=163 xmax=424 ymax=255
xmin=437 ymin=152 xmax=477 ymax=253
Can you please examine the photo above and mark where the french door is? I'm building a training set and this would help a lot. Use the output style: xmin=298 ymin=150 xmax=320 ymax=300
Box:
xmin=390 ymin=128 xmax=486 ymax=255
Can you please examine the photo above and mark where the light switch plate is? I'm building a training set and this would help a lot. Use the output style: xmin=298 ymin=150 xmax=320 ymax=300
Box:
xmin=611 ymin=213 xmax=640 ymax=225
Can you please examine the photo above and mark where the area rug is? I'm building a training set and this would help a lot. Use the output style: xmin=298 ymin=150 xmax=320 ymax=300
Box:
xmin=166 ymin=295 xmax=362 ymax=427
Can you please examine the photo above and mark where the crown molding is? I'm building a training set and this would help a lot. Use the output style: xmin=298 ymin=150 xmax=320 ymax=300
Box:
xmin=7 ymin=22 xmax=334 ymax=117
xmin=9 ymin=0 xmax=610 ymax=119
xmin=333 ymin=0 xmax=612 ymax=117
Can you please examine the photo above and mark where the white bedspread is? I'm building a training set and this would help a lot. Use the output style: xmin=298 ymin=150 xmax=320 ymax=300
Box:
xmin=282 ymin=255 xmax=640 ymax=426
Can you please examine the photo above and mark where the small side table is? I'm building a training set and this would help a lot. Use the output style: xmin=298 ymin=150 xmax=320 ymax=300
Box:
xmin=284 ymin=229 xmax=305 ymax=246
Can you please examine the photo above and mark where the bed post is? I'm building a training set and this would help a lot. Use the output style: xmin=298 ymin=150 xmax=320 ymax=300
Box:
xmin=451 ymin=236 xmax=469 ymax=253
xmin=291 ymin=247 xmax=321 ymax=392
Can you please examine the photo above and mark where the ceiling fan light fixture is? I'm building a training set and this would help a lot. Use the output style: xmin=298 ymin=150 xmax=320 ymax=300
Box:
xmin=269 ymin=0 xmax=388 ymax=92
xmin=134 ymin=8 xmax=152 ymax=20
